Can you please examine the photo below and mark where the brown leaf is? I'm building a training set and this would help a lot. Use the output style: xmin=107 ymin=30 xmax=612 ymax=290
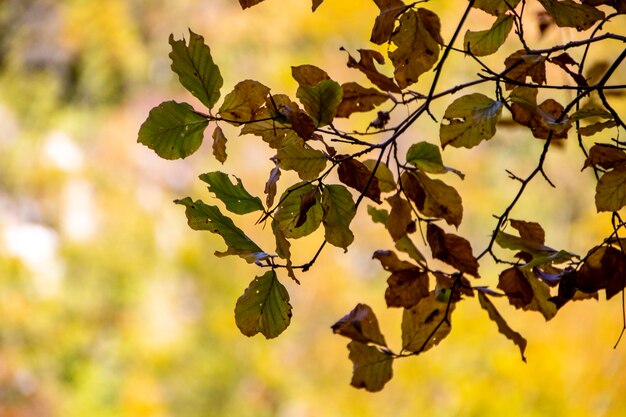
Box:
xmin=373 ymin=249 xmax=418 ymax=271
xmin=400 ymin=171 xmax=426 ymax=210
xmin=336 ymin=82 xmax=389 ymax=118
xmin=371 ymin=0 xmax=409 ymax=44
xmin=312 ymin=0 xmax=324 ymax=11
xmin=331 ymin=303 xmax=387 ymax=346
xmin=386 ymin=194 xmax=414 ymax=241
xmin=385 ymin=269 xmax=430 ymax=308
xmin=402 ymin=291 xmax=455 ymax=353
xmin=219 ymin=80 xmax=270 ymax=124
xmin=549 ymin=53 xmax=588 ymax=86
xmin=576 ymin=246 xmax=626 ymax=299
xmin=498 ymin=266 xmax=534 ymax=308
xmin=583 ymin=144 xmax=626 ymax=170
xmin=280 ymin=106 xmax=316 ymax=140
xmin=478 ymin=291 xmax=528 ymax=362
xmin=509 ymin=87 xmax=571 ymax=139
xmin=596 ymin=166 xmax=626 ymax=212
xmin=426 ymin=223 xmax=480 ymax=277
xmin=291 ymin=65 xmax=330 ymax=87
xmin=212 ymin=126 xmax=228 ymax=164
xmin=414 ymin=171 xmax=463 ymax=227
xmin=503 ymin=50 xmax=547 ymax=90
xmin=338 ymin=157 xmax=382 ymax=204
xmin=510 ymin=219 xmax=545 ymax=245
xmin=342 ymin=48 xmax=401 ymax=93
xmin=264 ymin=165 xmax=281 ymax=208
xmin=239 ymin=0 xmax=265 ymax=9
xmin=389 ymin=9 xmax=441 ymax=89
xmin=295 ymin=187 xmax=319 ymax=228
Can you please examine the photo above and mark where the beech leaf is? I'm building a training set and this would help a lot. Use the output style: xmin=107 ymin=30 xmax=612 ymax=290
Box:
xmin=347 ymin=341 xmax=394 ymax=392
xmin=406 ymin=142 xmax=447 ymax=174
xmin=336 ymin=82 xmax=389 ymax=118
xmin=332 ymin=303 xmax=388 ymax=346
xmin=596 ymin=167 xmax=626 ymax=212
xmin=169 ymin=29 xmax=223 ymax=109
xmin=296 ymin=79 xmax=343 ymax=127
xmin=338 ymin=157 xmax=382 ymax=204
xmin=440 ymin=93 xmax=502 ymax=149
xmin=276 ymin=139 xmax=327 ymax=181
xmin=389 ymin=9 xmax=442 ymax=89
xmin=174 ymin=197 xmax=267 ymax=263
xmin=473 ymin=0 xmax=522 ymax=15
xmin=412 ymin=171 xmax=463 ymax=227
xmin=386 ymin=194 xmax=414 ymax=241
xmin=264 ymin=165 xmax=281 ymax=207
xmin=291 ymin=65 xmax=330 ymax=87
xmin=239 ymin=0 xmax=265 ymax=9
xmin=537 ymin=0 xmax=605 ymax=31
xmin=274 ymin=182 xmax=323 ymax=239
xmin=464 ymin=14 xmax=514 ymax=57
xmin=212 ymin=126 xmax=228 ymax=164
xmin=583 ymin=144 xmax=626 ymax=170
xmin=426 ymin=223 xmax=480 ymax=277
xmin=218 ymin=80 xmax=270 ymax=124
xmin=477 ymin=291 xmax=527 ymax=362
xmin=402 ymin=292 xmax=455 ymax=353
xmin=235 ymin=270 xmax=292 ymax=338
xmin=138 ymin=101 xmax=209 ymax=160
xmin=321 ymin=185 xmax=356 ymax=250
xmin=199 ymin=171 xmax=264 ymax=214
xmin=503 ymin=50 xmax=547 ymax=90
xmin=371 ymin=0 xmax=408 ymax=44
xmin=342 ymin=48 xmax=401 ymax=93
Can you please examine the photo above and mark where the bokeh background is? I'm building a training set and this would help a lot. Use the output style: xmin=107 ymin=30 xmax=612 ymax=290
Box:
xmin=1 ymin=0 xmax=625 ymax=416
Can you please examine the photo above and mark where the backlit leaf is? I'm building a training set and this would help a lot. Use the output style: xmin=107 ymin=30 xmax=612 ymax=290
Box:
xmin=336 ymin=82 xmax=389 ymax=118
xmin=440 ymin=93 xmax=502 ymax=149
xmin=596 ymin=167 xmax=626 ymax=212
xmin=174 ymin=197 xmax=267 ymax=263
xmin=402 ymin=292 xmax=455 ymax=353
xmin=537 ymin=0 xmax=605 ymax=31
xmin=510 ymin=219 xmax=545 ymax=244
xmin=276 ymin=139 xmax=327 ymax=181
xmin=312 ymin=0 xmax=324 ymax=11
xmin=583 ymin=144 xmax=626 ymax=170
xmin=374 ymin=250 xmax=429 ymax=308
xmin=412 ymin=171 xmax=463 ymax=227
xmin=386 ymin=194 xmax=414 ymax=241
xmin=199 ymin=171 xmax=264 ymax=214
xmin=235 ymin=270 xmax=292 ymax=338
xmin=389 ymin=9 xmax=442 ymax=89
xmin=321 ymin=185 xmax=356 ymax=250
xmin=426 ymin=223 xmax=480 ymax=277
xmin=264 ymin=165 xmax=281 ymax=207
xmin=525 ymin=269 xmax=558 ymax=320
xmin=477 ymin=291 xmax=527 ymax=362
xmin=509 ymin=87 xmax=571 ymax=139
xmin=498 ymin=267 xmax=534 ymax=308
xmin=363 ymin=160 xmax=396 ymax=193
xmin=369 ymin=208 xmax=427 ymax=263
xmin=274 ymin=182 xmax=323 ymax=239
xmin=138 ymin=101 xmax=209 ymax=160
xmin=406 ymin=142 xmax=447 ymax=174
xmin=332 ymin=304 xmax=388 ymax=346
xmin=239 ymin=0 xmax=265 ymax=9
xmin=218 ymin=80 xmax=270 ymax=125
xmin=503 ymin=50 xmax=547 ymax=90
xmin=576 ymin=246 xmax=626 ymax=299
xmin=464 ymin=14 xmax=513 ymax=57
xmin=291 ymin=64 xmax=330 ymax=86
xmin=473 ymin=0 xmax=521 ymax=15
xmin=338 ymin=157 xmax=382 ymax=204
xmin=347 ymin=341 xmax=394 ymax=392
xmin=169 ymin=30 xmax=223 ymax=109
xmin=296 ymin=80 xmax=343 ymax=127
xmin=342 ymin=48 xmax=401 ymax=93
xmin=212 ymin=126 xmax=228 ymax=163
xmin=371 ymin=0 xmax=408 ymax=44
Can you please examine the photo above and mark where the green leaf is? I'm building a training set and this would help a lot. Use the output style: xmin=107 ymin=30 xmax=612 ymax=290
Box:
xmin=174 ymin=197 xmax=267 ymax=263
xmin=169 ymin=29 xmax=223 ymax=109
xmin=296 ymin=79 xmax=343 ymax=127
xmin=276 ymin=139 xmax=328 ymax=181
xmin=212 ymin=126 xmax=228 ymax=164
xmin=537 ymin=0 xmax=605 ymax=31
xmin=464 ymin=14 xmax=513 ymax=57
xmin=389 ymin=9 xmax=442 ymax=89
xmin=138 ymin=101 xmax=209 ymax=160
xmin=347 ymin=341 xmax=394 ymax=392
xmin=440 ymin=93 xmax=503 ymax=149
xmin=596 ymin=167 xmax=626 ymax=212
xmin=406 ymin=142 xmax=447 ymax=174
xmin=218 ymin=80 xmax=270 ymax=125
xmin=198 ymin=171 xmax=264 ymax=214
xmin=363 ymin=160 xmax=396 ymax=193
xmin=322 ymin=185 xmax=356 ymax=250
xmin=402 ymin=292 xmax=455 ymax=353
xmin=477 ymin=291 xmax=527 ymax=362
xmin=274 ymin=182 xmax=323 ymax=239
xmin=235 ymin=270 xmax=292 ymax=338
xmin=473 ymin=0 xmax=521 ymax=15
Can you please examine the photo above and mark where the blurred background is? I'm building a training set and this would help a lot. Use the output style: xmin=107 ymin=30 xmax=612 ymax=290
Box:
xmin=0 ymin=0 xmax=625 ymax=416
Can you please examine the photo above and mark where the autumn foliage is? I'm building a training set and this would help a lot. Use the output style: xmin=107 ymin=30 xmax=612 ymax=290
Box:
xmin=139 ymin=0 xmax=626 ymax=391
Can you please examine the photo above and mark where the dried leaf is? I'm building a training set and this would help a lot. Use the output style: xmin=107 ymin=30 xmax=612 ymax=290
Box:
xmin=363 ymin=160 xmax=396 ymax=193
xmin=402 ymin=292 xmax=455 ymax=353
xmin=332 ymin=303 xmax=387 ymax=346
xmin=464 ymin=14 xmax=514 ymax=57
xmin=338 ymin=157 xmax=382 ymax=204
xmin=503 ymin=50 xmax=547 ymax=90
xmin=342 ymin=48 xmax=401 ymax=93
xmin=510 ymin=219 xmax=545 ymax=245
xmin=219 ymin=80 xmax=270 ymax=124
xmin=389 ymin=9 xmax=442 ymax=88
xmin=426 ymin=223 xmax=480 ymax=277
xmin=239 ymin=0 xmax=265 ymax=9
xmin=473 ymin=0 xmax=522 ymax=15
xmin=291 ymin=64 xmax=330 ymax=86
xmin=477 ymin=291 xmax=527 ymax=362
xmin=596 ymin=166 xmax=626 ymax=212
xmin=235 ymin=270 xmax=292 ymax=338
xmin=264 ymin=165 xmax=281 ymax=207
xmin=583 ymin=144 xmax=626 ymax=170
xmin=386 ymin=194 xmax=414 ymax=241
xmin=413 ymin=171 xmax=463 ymax=227
xmin=498 ymin=267 xmax=534 ymax=308
xmin=371 ymin=0 xmax=408 ymax=44
xmin=336 ymin=82 xmax=389 ymax=118
xmin=347 ymin=341 xmax=394 ymax=392
xmin=537 ymin=0 xmax=605 ymax=31
xmin=212 ymin=126 xmax=228 ymax=163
